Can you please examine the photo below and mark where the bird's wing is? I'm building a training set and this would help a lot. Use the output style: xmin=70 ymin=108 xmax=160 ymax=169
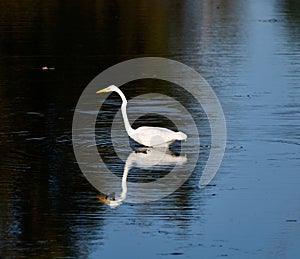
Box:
xmin=132 ymin=126 xmax=177 ymax=146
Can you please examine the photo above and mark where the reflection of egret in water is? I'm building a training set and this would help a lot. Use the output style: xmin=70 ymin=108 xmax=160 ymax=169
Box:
xmin=98 ymin=147 xmax=187 ymax=208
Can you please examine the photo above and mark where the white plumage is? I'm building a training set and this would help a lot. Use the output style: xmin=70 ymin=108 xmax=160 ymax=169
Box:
xmin=96 ymin=85 xmax=187 ymax=147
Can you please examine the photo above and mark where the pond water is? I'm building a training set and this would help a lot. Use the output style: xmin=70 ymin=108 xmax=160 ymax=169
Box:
xmin=1 ymin=0 xmax=300 ymax=258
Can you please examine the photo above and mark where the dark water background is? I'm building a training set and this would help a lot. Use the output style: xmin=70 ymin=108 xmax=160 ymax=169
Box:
xmin=1 ymin=0 xmax=300 ymax=258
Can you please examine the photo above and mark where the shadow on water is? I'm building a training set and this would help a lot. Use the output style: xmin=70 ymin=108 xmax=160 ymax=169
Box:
xmin=0 ymin=0 xmax=300 ymax=258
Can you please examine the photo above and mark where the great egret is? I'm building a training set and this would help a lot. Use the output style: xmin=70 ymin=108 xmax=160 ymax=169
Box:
xmin=96 ymin=85 xmax=187 ymax=147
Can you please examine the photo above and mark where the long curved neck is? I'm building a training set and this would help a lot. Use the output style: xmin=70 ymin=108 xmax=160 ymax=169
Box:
xmin=114 ymin=88 xmax=134 ymax=135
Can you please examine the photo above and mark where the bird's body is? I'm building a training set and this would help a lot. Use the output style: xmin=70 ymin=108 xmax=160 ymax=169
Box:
xmin=132 ymin=126 xmax=186 ymax=147
xmin=96 ymin=85 xmax=187 ymax=147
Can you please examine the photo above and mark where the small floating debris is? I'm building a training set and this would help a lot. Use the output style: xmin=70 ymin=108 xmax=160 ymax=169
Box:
xmin=41 ymin=66 xmax=55 ymax=71
xmin=286 ymin=219 xmax=298 ymax=223
xmin=258 ymin=18 xmax=278 ymax=23
xmin=170 ymin=252 xmax=183 ymax=256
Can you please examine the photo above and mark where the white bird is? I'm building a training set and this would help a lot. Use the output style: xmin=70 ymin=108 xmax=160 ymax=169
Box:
xmin=96 ymin=85 xmax=187 ymax=147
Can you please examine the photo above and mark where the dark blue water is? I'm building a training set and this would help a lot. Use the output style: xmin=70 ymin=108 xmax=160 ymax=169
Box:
xmin=1 ymin=0 xmax=299 ymax=258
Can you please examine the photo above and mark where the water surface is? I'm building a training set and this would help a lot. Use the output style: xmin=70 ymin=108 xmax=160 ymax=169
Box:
xmin=0 ymin=0 xmax=300 ymax=258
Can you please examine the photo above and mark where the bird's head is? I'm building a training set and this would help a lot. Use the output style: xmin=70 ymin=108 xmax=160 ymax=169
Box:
xmin=96 ymin=85 xmax=118 ymax=94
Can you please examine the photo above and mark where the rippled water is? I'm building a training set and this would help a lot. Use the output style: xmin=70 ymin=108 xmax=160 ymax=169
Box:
xmin=1 ymin=0 xmax=300 ymax=258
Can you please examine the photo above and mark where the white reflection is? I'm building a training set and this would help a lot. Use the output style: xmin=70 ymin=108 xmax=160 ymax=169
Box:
xmin=98 ymin=147 xmax=187 ymax=208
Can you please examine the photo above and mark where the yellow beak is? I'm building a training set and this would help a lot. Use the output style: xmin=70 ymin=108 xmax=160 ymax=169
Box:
xmin=96 ymin=87 xmax=109 ymax=94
